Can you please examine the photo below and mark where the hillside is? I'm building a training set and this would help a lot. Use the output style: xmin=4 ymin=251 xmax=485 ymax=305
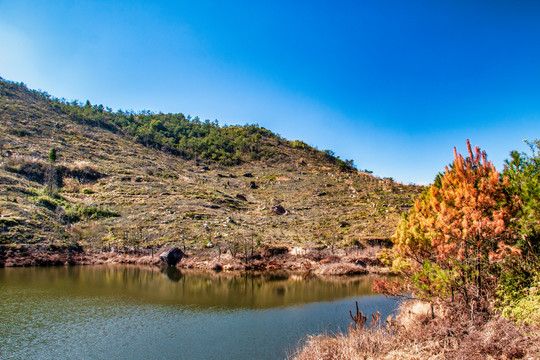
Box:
xmin=0 ymin=78 xmax=422 ymax=254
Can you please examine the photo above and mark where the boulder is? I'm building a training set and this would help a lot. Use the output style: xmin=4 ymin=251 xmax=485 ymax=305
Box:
xmin=290 ymin=247 xmax=307 ymax=256
xmin=235 ymin=194 xmax=247 ymax=201
xmin=159 ymin=246 xmax=187 ymax=266
xmin=271 ymin=204 xmax=288 ymax=215
xmin=353 ymin=259 xmax=367 ymax=268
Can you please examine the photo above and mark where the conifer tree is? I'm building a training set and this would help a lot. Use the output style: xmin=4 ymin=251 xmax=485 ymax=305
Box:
xmin=45 ymin=148 xmax=58 ymax=196
xmin=382 ymin=140 xmax=520 ymax=305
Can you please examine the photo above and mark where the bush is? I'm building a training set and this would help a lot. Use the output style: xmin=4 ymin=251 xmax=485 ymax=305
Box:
xmin=381 ymin=140 xmax=535 ymax=314
xmin=498 ymin=139 xmax=540 ymax=322
xmin=75 ymin=204 xmax=118 ymax=220
xmin=36 ymin=195 xmax=58 ymax=211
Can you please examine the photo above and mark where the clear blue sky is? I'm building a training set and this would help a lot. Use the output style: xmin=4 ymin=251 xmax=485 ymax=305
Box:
xmin=1 ymin=0 xmax=539 ymax=184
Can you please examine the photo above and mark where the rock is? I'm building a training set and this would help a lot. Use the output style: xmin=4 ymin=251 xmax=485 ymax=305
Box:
xmin=243 ymin=173 xmax=254 ymax=177
xmin=235 ymin=194 xmax=247 ymax=201
xmin=249 ymin=181 xmax=258 ymax=189
xmin=159 ymin=247 xmax=187 ymax=266
xmin=290 ymin=247 xmax=307 ymax=256
xmin=354 ymin=259 xmax=367 ymax=268
xmin=271 ymin=204 xmax=288 ymax=215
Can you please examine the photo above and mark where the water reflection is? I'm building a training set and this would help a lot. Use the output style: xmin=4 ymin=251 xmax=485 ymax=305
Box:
xmin=0 ymin=265 xmax=398 ymax=360
xmin=1 ymin=265 xmax=380 ymax=309
xmin=160 ymin=266 xmax=183 ymax=282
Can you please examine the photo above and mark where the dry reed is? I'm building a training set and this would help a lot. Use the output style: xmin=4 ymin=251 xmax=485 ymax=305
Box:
xmin=291 ymin=299 xmax=540 ymax=360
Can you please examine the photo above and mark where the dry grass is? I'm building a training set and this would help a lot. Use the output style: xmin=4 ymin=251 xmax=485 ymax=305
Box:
xmin=62 ymin=177 xmax=81 ymax=193
xmin=293 ymin=327 xmax=393 ymax=360
xmin=0 ymin=77 xmax=422 ymax=252
xmin=291 ymin=300 xmax=540 ymax=360
xmin=313 ymin=263 xmax=368 ymax=276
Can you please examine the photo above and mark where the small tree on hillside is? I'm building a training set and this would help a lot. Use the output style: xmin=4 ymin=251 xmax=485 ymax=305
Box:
xmin=45 ymin=147 xmax=58 ymax=196
xmin=49 ymin=148 xmax=57 ymax=164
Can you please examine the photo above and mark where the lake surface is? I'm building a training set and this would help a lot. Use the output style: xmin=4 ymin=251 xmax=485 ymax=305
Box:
xmin=0 ymin=265 xmax=398 ymax=360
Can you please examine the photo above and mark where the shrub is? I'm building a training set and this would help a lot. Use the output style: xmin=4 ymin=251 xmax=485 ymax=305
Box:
xmin=36 ymin=195 xmax=58 ymax=211
xmin=382 ymin=140 xmax=522 ymax=308
xmin=75 ymin=204 xmax=118 ymax=219
xmin=497 ymin=139 xmax=540 ymax=322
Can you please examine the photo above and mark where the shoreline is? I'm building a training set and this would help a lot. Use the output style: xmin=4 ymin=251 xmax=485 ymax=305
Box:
xmin=0 ymin=244 xmax=389 ymax=275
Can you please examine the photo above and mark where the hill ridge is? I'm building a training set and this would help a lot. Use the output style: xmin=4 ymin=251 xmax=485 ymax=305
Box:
xmin=0 ymin=77 xmax=358 ymax=171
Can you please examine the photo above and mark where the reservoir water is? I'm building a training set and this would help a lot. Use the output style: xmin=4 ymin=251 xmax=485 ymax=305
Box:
xmin=0 ymin=265 xmax=398 ymax=360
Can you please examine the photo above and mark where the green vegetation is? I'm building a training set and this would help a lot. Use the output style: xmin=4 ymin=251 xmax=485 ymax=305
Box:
xmin=498 ymin=139 xmax=540 ymax=324
xmin=1 ymin=78 xmax=356 ymax=170
xmin=379 ymin=139 xmax=539 ymax=324
xmin=48 ymin=148 xmax=57 ymax=164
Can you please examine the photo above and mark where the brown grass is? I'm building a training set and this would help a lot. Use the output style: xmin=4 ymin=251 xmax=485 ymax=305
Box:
xmin=291 ymin=300 xmax=540 ymax=360
xmin=0 ymin=77 xmax=423 ymax=255
xmin=313 ymin=263 xmax=368 ymax=276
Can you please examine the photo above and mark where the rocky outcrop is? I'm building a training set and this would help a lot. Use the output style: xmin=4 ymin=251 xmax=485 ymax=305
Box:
xmin=159 ymin=246 xmax=187 ymax=266
xmin=271 ymin=204 xmax=288 ymax=215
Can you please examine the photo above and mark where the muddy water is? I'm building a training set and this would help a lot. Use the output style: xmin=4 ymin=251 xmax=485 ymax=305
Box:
xmin=0 ymin=266 xmax=398 ymax=360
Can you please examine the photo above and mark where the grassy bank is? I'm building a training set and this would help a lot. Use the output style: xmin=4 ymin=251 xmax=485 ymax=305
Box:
xmin=291 ymin=299 xmax=540 ymax=360
xmin=0 ymin=243 xmax=391 ymax=276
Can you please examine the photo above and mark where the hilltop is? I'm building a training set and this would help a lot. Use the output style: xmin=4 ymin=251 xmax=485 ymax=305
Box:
xmin=0 ymin=78 xmax=422 ymax=266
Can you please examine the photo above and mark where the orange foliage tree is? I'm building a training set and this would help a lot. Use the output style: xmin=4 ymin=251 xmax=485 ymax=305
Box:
xmin=380 ymin=140 xmax=520 ymax=306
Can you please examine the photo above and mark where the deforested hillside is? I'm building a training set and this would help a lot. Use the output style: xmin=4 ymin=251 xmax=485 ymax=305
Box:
xmin=0 ymin=78 xmax=422 ymax=251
